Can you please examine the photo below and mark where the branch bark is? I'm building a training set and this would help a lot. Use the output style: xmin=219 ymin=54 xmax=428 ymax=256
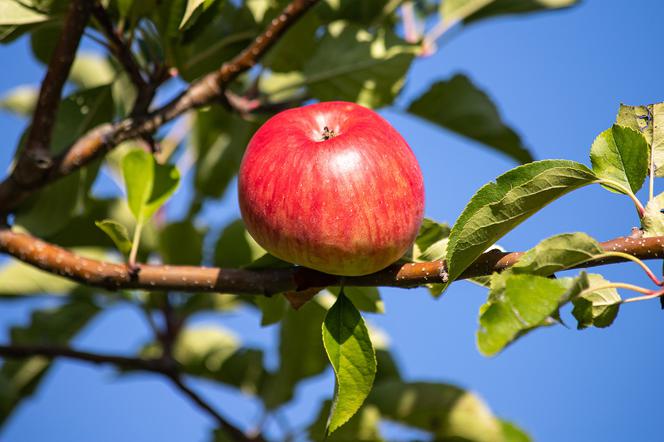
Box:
xmin=0 ymin=344 xmax=261 ymax=441
xmin=2 ymin=228 xmax=663 ymax=295
xmin=8 ymin=0 xmax=92 ymax=192
xmin=0 ymin=0 xmax=320 ymax=215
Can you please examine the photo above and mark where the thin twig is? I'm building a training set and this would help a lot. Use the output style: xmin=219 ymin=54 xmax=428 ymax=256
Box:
xmin=3 ymin=228 xmax=664 ymax=295
xmin=0 ymin=0 xmax=321 ymax=215
xmin=0 ymin=344 xmax=168 ymax=373
xmin=167 ymin=374 xmax=261 ymax=441
xmin=0 ymin=343 xmax=260 ymax=441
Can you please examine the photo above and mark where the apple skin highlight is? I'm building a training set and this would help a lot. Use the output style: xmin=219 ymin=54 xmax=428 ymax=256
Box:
xmin=238 ymin=101 xmax=425 ymax=276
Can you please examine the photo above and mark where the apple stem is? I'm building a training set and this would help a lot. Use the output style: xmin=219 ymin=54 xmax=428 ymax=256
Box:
xmin=321 ymin=126 xmax=336 ymax=141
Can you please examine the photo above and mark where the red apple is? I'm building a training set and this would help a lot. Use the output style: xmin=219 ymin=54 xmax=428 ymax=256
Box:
xmin=238 ymin=101 xmax=425 ymax=276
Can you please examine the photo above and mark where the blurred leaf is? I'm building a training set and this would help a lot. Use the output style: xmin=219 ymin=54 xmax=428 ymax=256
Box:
xmin=308 ymin=400 xmax=384 ymax=442
xmin=179 ymin=0 xmax=217 ymax=30
xmin=159 ymin=221 xmax=206 ymax=265
xmin=478 ymin=272 xmax=587 ymax=356
xmin=116 ymin=0 xmax=134 ymax=17
xmin=616 ymin=102 xmax=664 ymax=177
xmin=193 ymin=105 xmax=259 ymax=199
xmin=0 ymin=85 xmax=37 ymax=116
xmin=0 ymin=0 xmax=48 ymax=25
xmin=322 ymin=293 xmax=376 ymax=434
xmin=408 ymin=74 xmax=533 ymax=164
xmin=15 ymin=85 xmax=113 ymax=237
xmin=69 ymin=53 xmax=116 ymax=88
xmin=571 ymin=273 xmax=621 ymax=330
xmin=411 ymin=217 xmax=451 ymax=262
xmin=368 ymin=381 xmax=503 ymax=441
xmin=590 ymin=125 xmax=649 ymax=194
xmin=511 ymin=232 xmax=602 ymax=276
xmin=270 ymin=22 xmax=417 ymax=108
xmin=263 ymin=10 xmax=319 ymax=72
xmin=444 ymin=160 xmax=596 ymax=294
xmin=166 ymin=1 xmax=257 ymax=82
xmin=95 ymin=220 xmax=132 ymax=256
xmin=501 ymin=420 xmax=532 ymax=442
xmin=0 ymin=297 xmax=99 ymax=424
xmin=261 ymin=299 xmax=328 ymax=408
xmin=111 ymin=71 xmax=137 ymax=117
xmin=642 ymin=191 xmax=664 ymax=237
xmin=445 ymin=0 xmax=578 ymax=24
xmin=317 ymin=0 xmax=389 ymax=24
xmin=29 ymin=19 xmax=61 ymax=64
xmin=122 ymin=149 xmax=180 ymax=221
xmin=214 ymin=219 xmax=266 ymax=268
xmin=329 ymin=287 xmax=384 ymax=314
xmin=141 ymin=326 xmax=243 ymax=378
xmin=254 ymin=295 xmax=288 ymax=326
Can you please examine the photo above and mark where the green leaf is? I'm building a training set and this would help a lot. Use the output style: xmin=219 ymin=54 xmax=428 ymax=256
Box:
xmin=408 ymin=74 xmax=533 ymax=164
xmin=122 ymin=149 xmax=154 ymax=220
xmin=69 ymin=52 xmax=116 ymax=88
xmin=270 ymin=22 xmax=417 ymax=109
xmin=317 ymin=0 xmax=390 ymax=25
xmin=441 ymin=0 xmax=494 ymax=23
xmin=0 ymin=85 xmax=37 ymax=116
xmin=501 ymin=420 xmax=532 ymax=442
xmin=329 ymin=287 xmax=384 ymax=314
xmin=166 ymin=1 xmax=258 ymax=82
xmin=159 ymin=221 xmax=206 ymax=265
xmin=140 ymin=326 xmax=266 ymax=393
xmin=308 ymin=401 xmax=384 ymax=442
xmin=261 ymin=299 xmax=328 ymax=408
xmin=477 ymin=272 xmax=587 ymax=356
xmin=571 ymin=273 xmax=621 ymax=330
xmin=254 ymin=295 xmax=288 ymax=326
xmin=263 ymin=10 xmax=319 ymax=73
xmin=95 ymin=220 xmax=132 ymax=256
xmin=214 ymin=219 xmax=267 ymax=268
xmin=368 ymin=381 xmax=503 ymax=441
xmin=590 ymin=125 xmax=649 ymax=194
xmin=192 ymin=105 xmax=259 ymax=199
xmin=641 ymin=191 xmax=664 ymax=237
xmin=322 ymin=293 xmax=376 ymax=434
xmin=14 ymin=85 xmax=113 ymax=237
xmin=512 ymin=232 xmax=602 ymax=276
xmin=0 ymin=297 xmax=99 ymax=424
xmin=179 ymin=0 xmax=217 ymax=30
xmin=0 ymin=0 xmax=48 ymax=25
xmin=122 ymin=149 xmax=180 ymax=221
xmin=411 ymin=218 xmax=451 ymax=262
xmin=445 ymin=160 xmax=596 ymax=292
xmin=446 ymin=0 xmax=578 ymax=25
xmin=616 ymin=102 xmax=664 ymax=177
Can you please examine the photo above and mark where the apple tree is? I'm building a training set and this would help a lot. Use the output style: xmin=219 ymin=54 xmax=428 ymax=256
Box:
xmin=0 ymin=0 xmax=661 ymax=440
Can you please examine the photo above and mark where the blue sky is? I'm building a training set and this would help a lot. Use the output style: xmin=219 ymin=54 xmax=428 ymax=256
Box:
xmin=1 ymin=0 xmax=664 ymax=441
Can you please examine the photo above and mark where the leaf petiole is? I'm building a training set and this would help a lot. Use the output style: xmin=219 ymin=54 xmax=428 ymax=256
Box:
xmin=594 ymin=179 xmax=646 ymax=218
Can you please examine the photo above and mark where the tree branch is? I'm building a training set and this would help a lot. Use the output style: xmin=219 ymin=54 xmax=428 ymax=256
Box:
xmin=0 ymin=344 xmax=261 ymax=441
xmin=0 ymin=0 xmax=320 ymax=215
xmin=2 ymin=228 xmax=664 ymax=295
xmin=8 ymin=0 xmax=93 ymax=191
xmin=91 ymin=3 xmax=148 ymax=93
xmin=0 ymin=344 xmax=168 ymax=373
xmin=167 ymin=374 xmax=263 ymax=441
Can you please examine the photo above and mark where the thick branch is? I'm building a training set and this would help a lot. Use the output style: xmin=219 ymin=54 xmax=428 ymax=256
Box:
xmin=9 ymin=0 xmax=92 ymax=188
xmin=0 ymin=0 xmax=320 ymax=214
xmin=2 ymin=228 xmax=664 ymax=294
